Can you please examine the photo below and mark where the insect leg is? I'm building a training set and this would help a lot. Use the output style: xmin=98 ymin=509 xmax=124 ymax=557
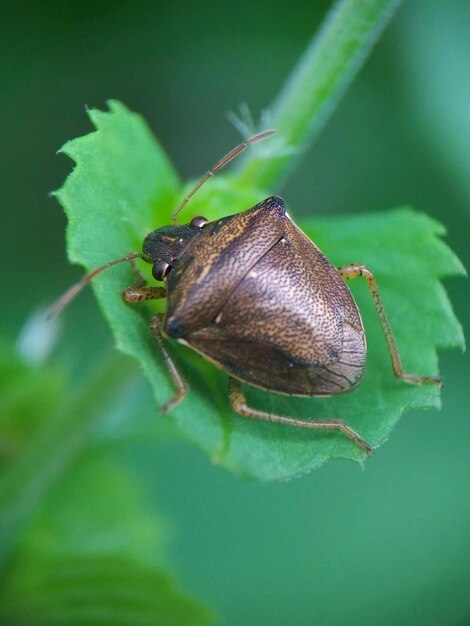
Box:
xmin=122 ymin=285 xmax=166 ymax=303
xmin=228 ymin=378 xmax=373 ymax=455
xmin=122 ymin=286 xmax=187 ymax=411
xmin=128 ymin=255 xmax=148 ymax=288
xmin=150 ymin=314 xmax=188 ymax=414
xmin=337 ymin=263 xmax=442 ymax=386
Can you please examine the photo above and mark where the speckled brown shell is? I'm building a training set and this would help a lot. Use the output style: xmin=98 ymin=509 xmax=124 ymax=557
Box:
xmin=163 ymin=196 xmax=366 ymax=397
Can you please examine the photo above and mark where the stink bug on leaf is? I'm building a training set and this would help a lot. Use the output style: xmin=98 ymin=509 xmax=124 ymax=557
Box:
xmin=51 ymin=130 xmax=441 ymax=455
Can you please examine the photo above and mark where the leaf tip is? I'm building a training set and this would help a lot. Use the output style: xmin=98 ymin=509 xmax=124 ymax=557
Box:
xmin=106 ymin=99 xmax=129 ymax=114
xmin=85 ymin=99 xmax=130 ymax=131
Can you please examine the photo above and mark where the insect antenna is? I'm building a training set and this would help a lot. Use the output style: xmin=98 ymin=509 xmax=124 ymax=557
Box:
xmin=48 ymin=252 xmax=142 ymax=318
xmin=172 ymin=129 xmax=276 ymax=224
xmin=51 ymin=130 xmax=275 ymax=317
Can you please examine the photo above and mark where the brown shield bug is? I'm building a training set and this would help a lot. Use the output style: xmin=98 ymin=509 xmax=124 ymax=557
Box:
xmin=52 ymin=130 xmax=442 ymax=455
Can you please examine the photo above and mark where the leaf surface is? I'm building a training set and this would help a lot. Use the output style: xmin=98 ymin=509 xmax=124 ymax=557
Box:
xmin=56 ymin=101 xmax=465 ymax=480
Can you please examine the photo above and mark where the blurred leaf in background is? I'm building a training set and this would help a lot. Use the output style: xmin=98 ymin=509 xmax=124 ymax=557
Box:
xmin=0 ymin=450 xmax=211 ymax=626
xmin=0 ymin=340 xmax=64 ymax=468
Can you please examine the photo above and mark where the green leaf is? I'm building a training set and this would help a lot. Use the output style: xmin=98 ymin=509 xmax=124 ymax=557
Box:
xmin=55 ymin=100 xmax=180 ymax=394
xmin=56 ymin=101 xmax=465 ymax=481
xmin=0 ymin=453 xmax=212 ymax=626
xmin=0 ymin=555 xmax=210 ymax=626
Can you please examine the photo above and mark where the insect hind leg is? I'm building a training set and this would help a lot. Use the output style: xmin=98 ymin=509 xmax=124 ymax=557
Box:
xmin=228 ymin=377 xmax=373 ymax=455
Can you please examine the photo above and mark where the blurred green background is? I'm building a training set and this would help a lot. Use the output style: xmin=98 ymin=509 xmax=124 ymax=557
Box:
xmin=1 ymin=1 xmax=469 ymax=624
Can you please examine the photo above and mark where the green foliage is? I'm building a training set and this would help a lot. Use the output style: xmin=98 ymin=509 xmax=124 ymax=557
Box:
xmin=0 ymin=349 xmax=211 ymax=625
xmin=1 ymin=2 xmax=467 ymax=624
xmin=0 ymin=453 xmax=211 ymax=626
xmin=0 ymin=343 xmax=64 ymax=468
xmin=55 ymin=101 xmax=464 ymax=481
xmin=0 ymin=555 xmax=209 ymax=626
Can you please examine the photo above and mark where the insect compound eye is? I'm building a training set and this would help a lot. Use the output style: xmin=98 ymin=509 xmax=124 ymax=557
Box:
xmin=190 ymin=216 xmax=209 ymax=229
xmin=152 ymin=260 xmax=171 ymax=281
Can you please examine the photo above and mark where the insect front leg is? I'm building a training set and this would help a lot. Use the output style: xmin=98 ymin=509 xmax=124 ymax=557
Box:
xmin=122 ymin=286 xmax=188 ymax=412
xmin=128 ymin=254 xmax=148 ymax=288
xmin=337 ymin=263 xmax=442 ymax=386
xmin=150 ymin=314 xmax=188 ymax=414
xmin=228 ymin=378 xmax=373 ymax=455
xmin=122 ymin=285 xmax=166 ymax=303
xmin=121 ymin=256 xmax=166 ymax=302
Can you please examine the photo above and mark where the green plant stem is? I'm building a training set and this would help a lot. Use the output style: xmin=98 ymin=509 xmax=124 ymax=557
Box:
xmin=236 ymin=0 xmax=402 ymax=190
xmin=0 ymin=355 xmax=135 ymax=569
